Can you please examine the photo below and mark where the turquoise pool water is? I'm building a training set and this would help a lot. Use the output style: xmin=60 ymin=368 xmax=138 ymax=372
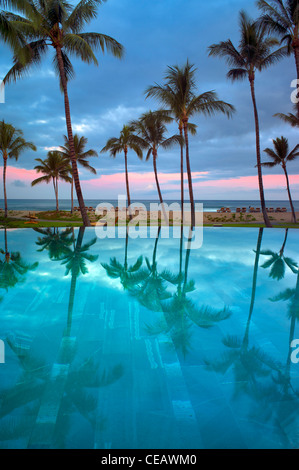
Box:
xmin=0 ymin=227 xmax=298 ymax=449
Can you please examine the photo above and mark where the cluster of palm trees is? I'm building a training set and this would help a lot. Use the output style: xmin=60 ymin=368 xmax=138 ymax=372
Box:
xmin=102 ymin=66 xmax=235 ymax=226
xmin=98 ymin=2 xmax=299 ymax=228
xmin=0 ymin=0 xmax=124 ymax=226
xmin=0 ymin=0 xmax=298 ymax=227
xmin=32 ymin=133 xmax=98 ymax=213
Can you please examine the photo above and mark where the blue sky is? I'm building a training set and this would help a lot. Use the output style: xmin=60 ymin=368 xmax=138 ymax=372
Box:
xmin=0 ymin=0 xmax=298 ymax=201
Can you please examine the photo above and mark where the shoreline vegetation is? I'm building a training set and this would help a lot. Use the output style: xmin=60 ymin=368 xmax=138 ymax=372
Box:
xmin=1 ymin=209 xmax=298 ymax=229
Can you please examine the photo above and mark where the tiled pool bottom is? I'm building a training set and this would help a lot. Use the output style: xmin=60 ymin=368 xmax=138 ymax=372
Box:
xmin=0 ymin=227 xmax=298 ymax=449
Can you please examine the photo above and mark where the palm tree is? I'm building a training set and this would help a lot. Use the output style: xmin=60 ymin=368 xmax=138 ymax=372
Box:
xmin=274 ymin=105 xmax=299 ymax=127
xmin=257 ymin=0 xmax=299 ymax=117
xmin=145 ymin=62 xmax=234 ymax=227
xmin=0 ymin=1 xmax=31 ymax=62
xmin=58 ymin=134 xmax=98 ymax=214
xmin=131 ymin=110 xmax=182 ymax=223
xmin=3 ymin=0 xmax=124 ymax=227
xmin=262 ymin=136 xmax=299 ymax=223
xmin=145 ymin=78 xmax=198 ymax=222
xmin=275 ymin=111 xmax=299 ymax=127
xmin=208 ymin=11 xmax=287 ymax=228
xmin=0 ymin=120 xmax=36 ymax=218
xmin=31 ymin=151 xmax=72 ymax=211
xmin=100 ymin=125 xmax=146 ymax=218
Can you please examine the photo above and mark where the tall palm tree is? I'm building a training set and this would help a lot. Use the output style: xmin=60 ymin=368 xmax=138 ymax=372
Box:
xmin=100 ymin=125 xmax=146 ymax=218
xmin=145 ymin=62 xmax=234 ymax=227
xmin=145 ymin=78 xmax=197 ymax=222
xmin=208 ymin=11 xmax=287 ymax=228
xmin=58 ymin=133 xmax=98 ymax=214
xmin=3 ymin=0 xmax=124 ymax=227
xmin=0 ymin=120 xmax=36 ymax=218
xmin=131 ymin=110 xmax=182 ymax=223
xmin=262 ymin=136 xmax=299 ymax=222
xmin=257 ymin=0 xmax=299 ymax=117
xmin=31 ymin=151 xmax=72 ymax=211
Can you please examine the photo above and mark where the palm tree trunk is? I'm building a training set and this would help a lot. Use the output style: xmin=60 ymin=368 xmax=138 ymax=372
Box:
xmin=282 ymin=164 xmax=297 ymax=223
xmin=53 ymin=177 xmax=59 ymax=212
xmin=56 ymin=177 xmax=60 ymax=212
xmin=182 ymin=119 xmax=195 ymax=228
xmin=153 ymin=149 xmax=168 ymax=223
xmin=124 ymin=148 xmax=132 ymax=219
xmin=179 ymin=124 xmax=184 ymax=224
xmin=249 ymin=77 xmax=272 ymax=228
xmin=71 ymin=176 xmax=74 ymax=214
xmin=3 ymin=155 xmax=8 ymax=218
xmin=55 ymin=46 xmax=90 ymax=227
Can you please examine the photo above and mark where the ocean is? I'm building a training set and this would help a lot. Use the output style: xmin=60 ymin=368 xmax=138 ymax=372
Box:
xmin=1 ymin=199 xmax=299 ymax=212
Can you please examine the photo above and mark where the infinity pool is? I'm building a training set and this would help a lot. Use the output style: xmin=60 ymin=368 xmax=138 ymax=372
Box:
xmin=0 ymin=227 xmax=298 ymax=449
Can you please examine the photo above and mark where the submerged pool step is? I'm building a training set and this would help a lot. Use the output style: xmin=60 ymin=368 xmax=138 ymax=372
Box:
xmin=27 ymin=337 xmax=77 ymax=449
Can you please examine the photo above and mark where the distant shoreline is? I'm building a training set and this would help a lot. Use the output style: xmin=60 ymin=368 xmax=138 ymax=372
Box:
xmin=1 ymin=209 xmax=298 ymax=229
xmin=1 ymin=199 xmax=299 ymax=213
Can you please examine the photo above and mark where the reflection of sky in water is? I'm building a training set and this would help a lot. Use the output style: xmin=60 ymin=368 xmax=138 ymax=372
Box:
xmin=0 ymin=227 xmax=299 ymax=449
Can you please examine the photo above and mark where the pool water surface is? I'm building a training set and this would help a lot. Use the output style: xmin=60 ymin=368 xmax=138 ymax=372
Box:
xmin=0 ymin=227 xmax=298 ymax=449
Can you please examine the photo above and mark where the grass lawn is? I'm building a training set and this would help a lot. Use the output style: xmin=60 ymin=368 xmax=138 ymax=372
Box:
xmin=1 ymin=216 xmax=298 ymax=229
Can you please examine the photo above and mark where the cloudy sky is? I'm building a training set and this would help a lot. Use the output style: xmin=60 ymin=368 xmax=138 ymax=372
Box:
xmin=0 ymin=0 xmax=298 ymax=201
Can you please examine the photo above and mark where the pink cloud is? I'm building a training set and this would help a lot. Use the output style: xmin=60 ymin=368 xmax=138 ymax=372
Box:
xmin=194 ymin=174 xmax=299 ymax=190
xmin=1 ymin=166 xmax=298 ymax=197
xmin=0 ymin=166 xmax=38 ymax=183
xmin=83 ymin=171 xmax=209 ymax=192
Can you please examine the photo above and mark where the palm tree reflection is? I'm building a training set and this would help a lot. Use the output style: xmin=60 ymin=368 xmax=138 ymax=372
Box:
xmin=0 ymin=227 xmax=38 ymax=293
xmin=34 ymin=227 xmax=74 ymax=260
xmin=260 ymin=229 xmax=298 ymax=281
xmin=101 ymin=227 xmax=148 ymax=292
xmin=205 ymin=229 xmax=281 ymax=397
xmin=129 ymin=227 xmax=231 ymax=356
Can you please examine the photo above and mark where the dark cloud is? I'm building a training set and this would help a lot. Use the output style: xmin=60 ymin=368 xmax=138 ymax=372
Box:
xmin=12 ymin=180 xmax=26 ymax=188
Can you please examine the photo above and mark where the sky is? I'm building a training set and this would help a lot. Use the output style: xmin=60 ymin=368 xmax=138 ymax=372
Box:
xmin=0 ymin=0 xmax=298 ymax=202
